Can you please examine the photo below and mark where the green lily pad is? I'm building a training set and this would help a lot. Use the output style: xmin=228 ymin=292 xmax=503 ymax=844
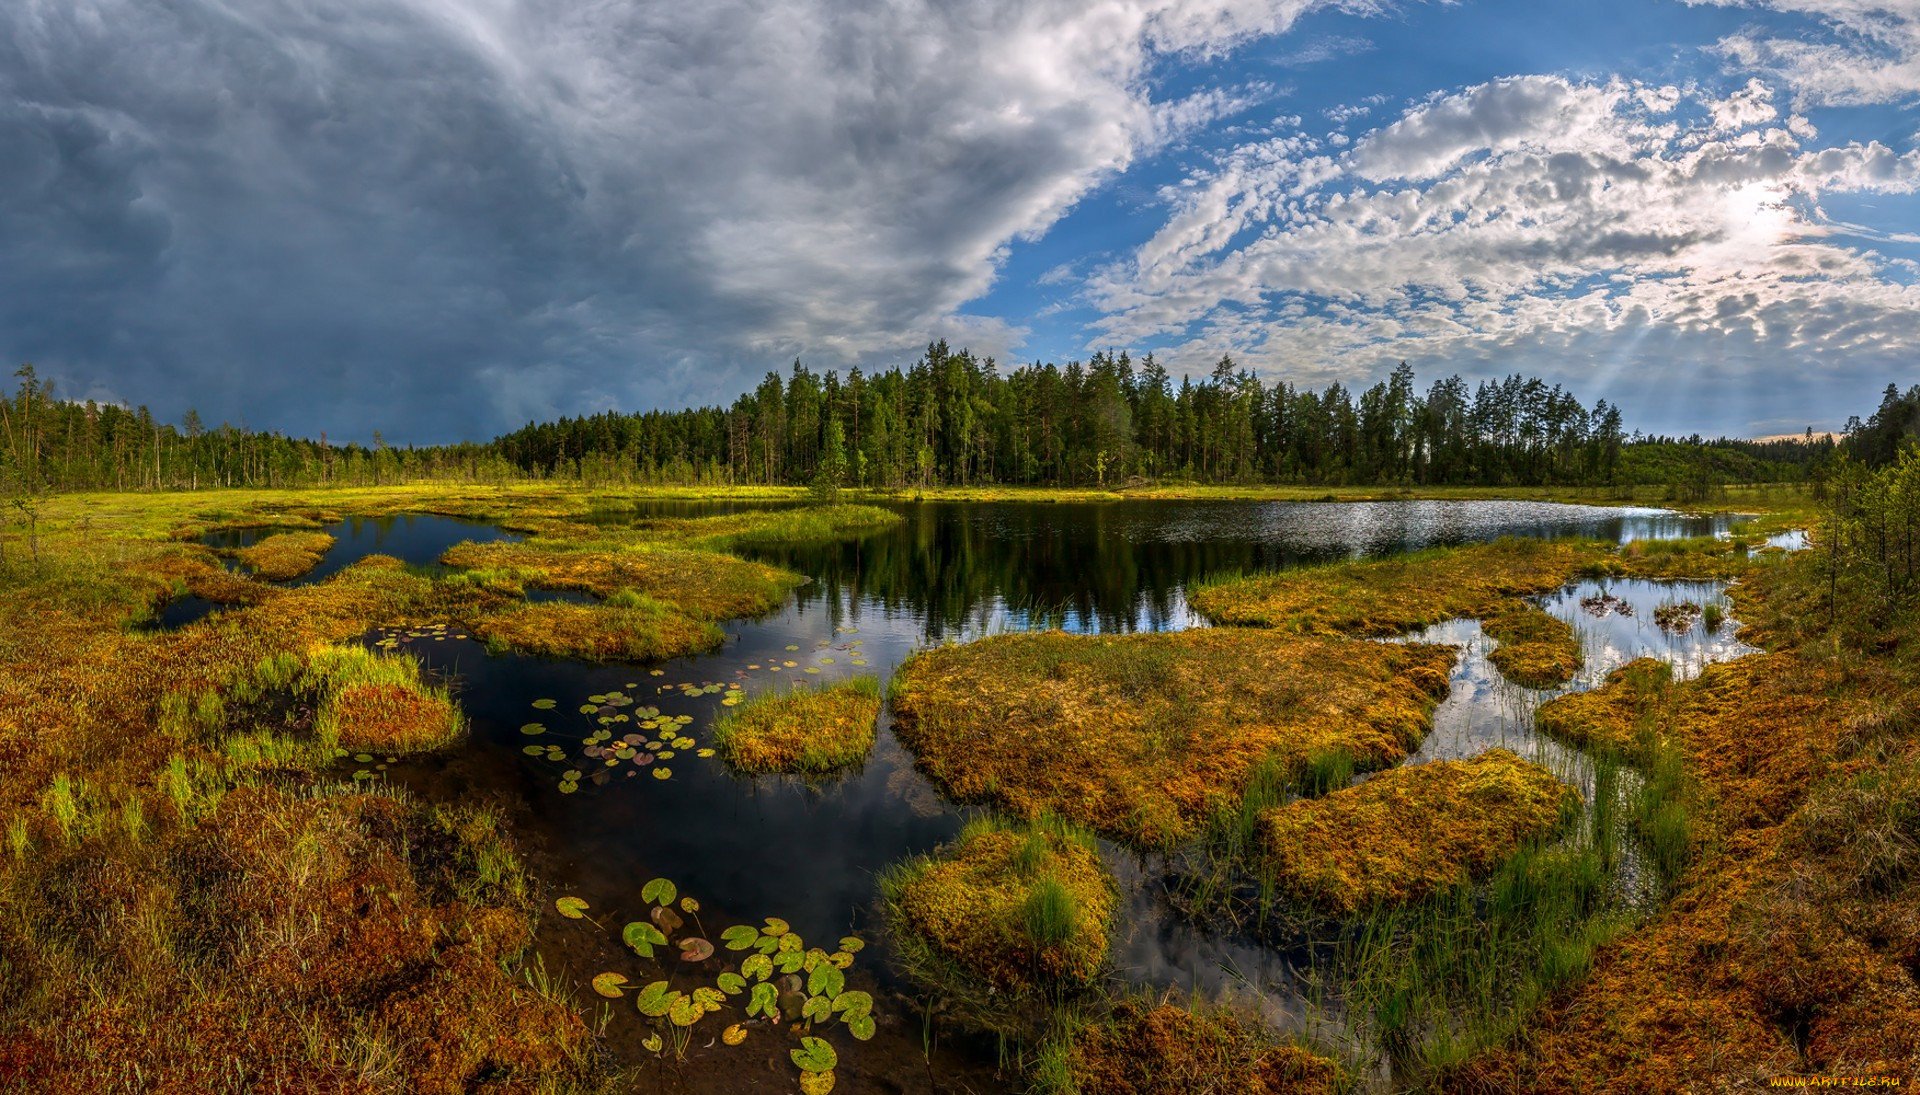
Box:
xmin=741 ymin=953 xmax=774 ymax=981
xmin=554 ymin=896 xmax=589 ymax=919
xmin=519 ymin=723 xmax=546 ymax=735
xmin=623 ymin=920 xmax=668 ymax=958
xmin=747 ymin=981 xmax=778 ymax=1019
xmin=531 ymin=698 xmax=557 ymax=710
xmin=634 ymin=980 xmax=674 ymax=1017
xmin=791 ymin=1036 xmax=837 ymax=1073
xmin=721 ymin=925 xmax=761 ymax=951
xmin=716 ymin=972 xmax=747 ymax=995
xmin=591 ymin=972 xmax=630 ymax=998
xmin=846 ymin=1014 xmax=874 ymax=1041
xmin=808 ymin=963 xmax=845 ymax=999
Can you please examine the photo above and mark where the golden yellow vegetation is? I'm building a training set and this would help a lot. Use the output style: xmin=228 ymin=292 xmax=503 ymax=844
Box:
xmin=471 ymin=598 xmax=725 ymax=663
xmin=881 ymin=816 xmax=1114 ymax=994
xmin=232 ymin=529 xmax=335 ymax=580
xmin=711 ymin=677 xmax=882 ymax=775
xmin=1482 ymin=605 xmax=1583 ymax=688
xmin=1066 ymin=999 xmax=1340 ymax=1095
xmin=1261 ymin=749 xmax=1575 ymax=913
xmin=888 ymin=628 xmax=1455 ymax=847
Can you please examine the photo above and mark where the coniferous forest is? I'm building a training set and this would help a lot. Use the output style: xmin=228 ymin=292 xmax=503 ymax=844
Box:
xmin=5 ymin=344 xmax=1907 ymax=495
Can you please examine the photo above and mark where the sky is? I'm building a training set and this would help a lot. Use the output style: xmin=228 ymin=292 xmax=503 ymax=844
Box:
xmin=3 ymin=0 xmax=1918 ymax=443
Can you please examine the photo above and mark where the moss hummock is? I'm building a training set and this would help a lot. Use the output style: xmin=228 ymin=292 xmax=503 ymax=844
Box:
xmin=881 ymin=816 xmax=1115 ymax=995
xmin=1262 ymin=749 xmax=1575 ymax=913
xmin=471 ymin=599 xmax=724 ymax=663
xmin=1067 ymin=1000 xmax=1340 ymax=1095
xmin=234 ymin=530 xmax=335 ymax=580
xmin=712 ymin=677 xmax=882 ymax=775
xmin=888 ymin=628 xmax=1454 ymax=847
xmin=1483 ymin=604 xmax=1583 ymax=688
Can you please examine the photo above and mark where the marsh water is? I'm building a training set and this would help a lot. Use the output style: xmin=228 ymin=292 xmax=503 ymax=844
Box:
xmin=210 ymin=500 xmax=1762 ymax=1091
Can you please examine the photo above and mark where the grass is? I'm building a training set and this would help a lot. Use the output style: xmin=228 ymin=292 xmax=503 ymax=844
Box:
xmin=879 ymin=815 xmax=1114 ymax=1031
xmin=628 ymin=503 xmax=903 ymax=550
xmin=887 ymin=628 xmax=1455 ymax=848
xmin=232 ymin=529 xmax=335 ymax=580
xmin=1262 ymin=749 xmax=1577 ymax=914
xmin=1481 ymin=605 xmax=1582 ymax=689
xmin=472 ymin=598 xmax=726 ymax=662
xmin=710 ymin=676 xmax=882 ymax=775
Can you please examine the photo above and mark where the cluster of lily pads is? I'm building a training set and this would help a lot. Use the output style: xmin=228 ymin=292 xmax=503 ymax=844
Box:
xmin=518 ymin=688 xmax=722 ymax=792
xmin=343 ymin=751 xmax=402 ymax=782
xmin=371 ymin=622 xmax=469 ymax=648
xmin=556 ymin=878 xmax=875 ymax=1094
xmin=735 ymin=627 xmax=869 ymax=682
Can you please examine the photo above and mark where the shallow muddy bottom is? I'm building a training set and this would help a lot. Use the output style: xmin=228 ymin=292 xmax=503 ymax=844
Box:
xmin=312 ymin=500 xmax=1744 ymax=1091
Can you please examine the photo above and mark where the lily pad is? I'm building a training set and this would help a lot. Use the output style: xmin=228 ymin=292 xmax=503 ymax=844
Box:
xmin=792 ymin=1036 xmax=838 ymax=1073
xmin=519 ymin=723 xmax=546 ymax=735
xmin=747 ymin=981 xmax=778 ymax=1019
xmin=846 ymin=1015 xmax=874 ymax=1041
xmin=642 ymin=877 xmax=678 ymax=907
xmin=762 ymin=917 xmax=790 ymax=937
xmin=623 ymin=920 xmax=668 ymax=958
xmin=716 ymin=972 xmax=747 ymax=995
xmin=591 ymin=972 xmax=631 ymax=998
xmin=722 ymin=925 xmax=762 ymax=951
xmin=668 ymin=994 xmax=702 ymax=1027
xmin=808 ymin=963 xmax=845 ymax=999
xmin=652 ymin=905 xmax=685 ymax=935
xmin=555 ymin=896 xmax=590 ymax=919
xmin=679 ymin=936 xmax=715 ymax=962
xmin=799 ymin=1070 xmax=836 ymax=1095
xmin=721 ymin=1022 xmax=748 ymax=1046
xmin=802 ymin=995 xmax=833 ymax=1023
xmin=531 ymin=698 xmax=557 ymax=710
xmin=652 ymin=766 xmax=672 ymax=779
xmin=741 ymin=953 xmax=774 ymax=981
xmin=634 ymin=980 xmax=674 ymax=1017
xmin=642 ymin=1032 xmax=663 ymax=1054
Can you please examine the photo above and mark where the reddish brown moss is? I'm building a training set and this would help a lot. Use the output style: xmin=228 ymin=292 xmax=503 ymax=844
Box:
xmin=471 ymin=599 xmax=724 ymax=663
xmin=711 ymin=676 xmax=882 ymax=774
xmin=441 ymin=539 xmax=798 ymax=619
xmin=1483 ymin=605 xmax=1583 ymax=688
xmin=1069 ymin=1000 xmax=1340 ymax=1095
xmin=888 ymin=628 xmax=1454 ymax=847
xmin=1262 ymin=749 xmax=1575 ymax=913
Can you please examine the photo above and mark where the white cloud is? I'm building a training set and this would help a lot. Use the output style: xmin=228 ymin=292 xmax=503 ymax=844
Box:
xmin=1085 ymin=71 xmax=1920 ymax=427
xmin=1693 ymin=0 xmax=1920 ymax=106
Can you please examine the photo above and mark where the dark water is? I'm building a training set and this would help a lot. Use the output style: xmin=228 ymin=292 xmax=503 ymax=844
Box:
xmin=336 ymin=499 xmax=1751 ymax=1090
xmin=205 ymin=513 xmax=517 ymax=584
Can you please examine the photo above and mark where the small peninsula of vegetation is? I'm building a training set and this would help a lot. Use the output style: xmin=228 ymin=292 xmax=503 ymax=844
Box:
xmin=711 ymin=676 xmax=882 ymax=775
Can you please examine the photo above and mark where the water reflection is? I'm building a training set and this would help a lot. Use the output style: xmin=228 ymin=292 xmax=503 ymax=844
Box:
xmin=204 ymin=513 xmax=517 ymax=584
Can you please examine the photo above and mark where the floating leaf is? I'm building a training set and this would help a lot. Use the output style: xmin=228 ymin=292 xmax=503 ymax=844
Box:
xmin=668 ymin=993 xmax=702 ymax=1027
xmin=697 ymin=748 xmax=716 ymax=758
xmin=652 ymin=767 xmax=673 ymax=780
xmin=791 ymin=1036 xmax=837 ymax=1073
xmin=642 ymin=1032 xmax=664 ymax=1054
xmin=827 ymin=951 xmax=854 ymax=970
xmin=555 ymin=896 xmax=589 ymax=919
xmin=839 ymin=937 xmax=865 ymax=954
xmin=716 ymin=972 xmax=747 ymax=995
xmin=721 ymin=925 xmax=761 ymax=951
xmin=721 ymin=1022 xmax=748 ymax=1046
xmin=799 ymin=1070 xmax=836 ymax=1095
xmin=652 ymin=905 xmax=684 ymax=935
xmin=747 ymin=981 xmax=778 ymax=1019
xmin=832 ymin=990 xmax=872 ymax=1018
xmin=353 ymin=753 xmax=374 ymax=763
xmin=691 ymin=986 xmax=725 ymax=1012
xmin=531 ymin=698 xmax=557 ymax=710
xmin=679 ymin=936 xmax=715 ymax=962
xmin=741 ymin=953 xmax=774 ymax=981
xmin=763 ymin=917 xmax=790 ymax=937
xmin=776 ymin=950 xmax=807 ymax=975
xmin=634 ymin=980 xmax=674 ymax=1017
xmin=846 ymin=1015 xmax=874 ymax=1041
xmin=591 ymin=972 xmax=630 ymax=999
xmin=802 ymin=995 xmax=833 ymax=1024
xmin=808 ymin=963 xmax=845 ymax=1000
xmin=680 ymin=896 xmax=701 ymax=914
xmin=623 ymin=920 xmax=668 ymax=958
xmin=641 ymin=878 xmax=678 ymax=907
xmin=519 ymin=723 xmax=546 ymax=735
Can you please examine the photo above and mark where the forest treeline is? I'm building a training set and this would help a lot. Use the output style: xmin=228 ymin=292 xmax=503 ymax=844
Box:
xmin=2 ymin=347 xmax=1906 ymax=495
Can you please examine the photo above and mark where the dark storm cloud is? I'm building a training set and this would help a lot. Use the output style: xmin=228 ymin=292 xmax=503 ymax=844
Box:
xmin=0 ymin=0 xmax=1334 ymax=441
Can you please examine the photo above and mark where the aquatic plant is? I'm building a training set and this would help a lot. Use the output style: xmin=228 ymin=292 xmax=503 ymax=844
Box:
xmin=1261 ymin=749 xmax=1577 ymax=913
xmin=232 ymin=529 xmax=336 ymax=580
xmin=710 ymin=676 xmax=881 ymax=775
xmin=888 ymin=628 xmax=1454 ymax=847
xmin=878 ymin=814 xmax=1115 ymax=1029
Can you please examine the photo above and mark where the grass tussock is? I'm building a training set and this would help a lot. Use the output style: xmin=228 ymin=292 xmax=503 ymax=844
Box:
xmin=233 ymin=530 xmax=335 ymax=580
xmin=879 ymin=815 xmax=1114 ymax=1007
xmin=442 ymin=538 xmax=799 ymax=619
xmin=888 ymin=628 xmax=1454 ymax=847
xmin=1482 ymin=605 xmax=1582 ymax=689
xmin=631 ymin=503 xmax=902 ymax=549
xmin=306 ymin=646 xmax=466 ymax=752
xmin=711 ymin=676 xmax=881 ymax=775
xmin=1063 ymin=998 xmax=1340 ymax=1095
xmin=1534 ymin=658 xmax=1675 ymax=760
xmin=1262 ymin=750 xmax=1576 ymax=914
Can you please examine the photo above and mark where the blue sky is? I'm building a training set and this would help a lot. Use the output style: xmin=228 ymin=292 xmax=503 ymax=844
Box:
xmin=3 ymin=0 xmax=1918 ymax=441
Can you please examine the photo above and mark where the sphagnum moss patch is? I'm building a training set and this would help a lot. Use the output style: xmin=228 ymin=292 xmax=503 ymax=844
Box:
xmin=712 ymin=676 xmax=882 ymax=775
xmin=1261 ymin=748 xmax=1576 ymax=913
xmin=881 ymin=816 xmax=1115 ymax=998
xmin=1482 ymin=603 xmax=1583 ymax=688
xmin=232 ymin=529 xmax=335 ymax=580
xmin=888 ymin=628 xmax=1455 ymax=847
xmin=1066 ymin=999 xmax=1340 ymax=1095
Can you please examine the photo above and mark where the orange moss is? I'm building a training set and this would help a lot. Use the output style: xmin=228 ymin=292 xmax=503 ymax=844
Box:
xmin=1533 ymin=657 xmax=1674 ymax=759
xmin=440 ymin=539 xmax=798 ymax=619
xmin=323 ymin=681 xmax=462 ymax=752
xmin=1069 ymin=1000 xmax=1340 ymax=1095
xmin=888 ymin=628 xmax=1455 ymax=847
xmin=1190 ymin=538 xmax=1599 ymax=636
xmin=712 ymin=677 xmax=881 ymax=774
xmin=233 ymin=530 xmax=335 ymax=580
xmin=1262 ymin=749 xmax=1575 ymax=913
xmin=1483 ymin=604 xmax=1582 ymax=688
xmin=470 ymin=599 xmax=724 ymax=662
